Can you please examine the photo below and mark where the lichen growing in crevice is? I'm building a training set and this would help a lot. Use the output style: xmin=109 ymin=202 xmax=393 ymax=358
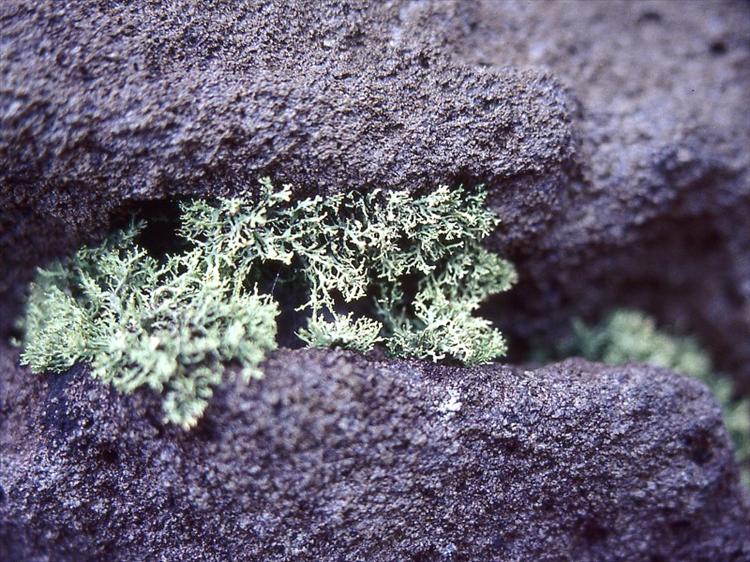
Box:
xmin=18 ymin=179 xmax=517 ymax=428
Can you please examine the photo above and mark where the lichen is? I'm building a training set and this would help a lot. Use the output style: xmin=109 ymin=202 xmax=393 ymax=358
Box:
xmin=21 ymin=222 xmax=279 ymax=428
xmin=20 ymin=179 xmax=516 ymax=427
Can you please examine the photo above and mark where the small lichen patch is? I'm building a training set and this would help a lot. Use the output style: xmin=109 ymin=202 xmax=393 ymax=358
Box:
xmin=20 ymin=223 xmax=279 ymax=428
xmin=437 ymin=388 xmax=463 ymax=416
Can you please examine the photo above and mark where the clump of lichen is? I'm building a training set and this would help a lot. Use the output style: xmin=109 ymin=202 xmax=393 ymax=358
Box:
xmin=21 ymin=223 xmax=280 ymax=428
xmin=550 ymin=309 xmax=750 ymax=485
xmin=20 ymin=179 xmax=516 ymax=428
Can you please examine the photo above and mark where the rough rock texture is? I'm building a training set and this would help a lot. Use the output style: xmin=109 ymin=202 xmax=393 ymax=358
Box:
xmin=1 ymin=346 xmax=748 ymax=561
xmin=2 ymin=0 xmax=750 ymax=559
xmin=0 ymin=0 xmax=574 ymax=326
xmin=2 ymin=0 xmax=750 ymax=391
xmin=464 ymin=0 xmax=750 ymax=390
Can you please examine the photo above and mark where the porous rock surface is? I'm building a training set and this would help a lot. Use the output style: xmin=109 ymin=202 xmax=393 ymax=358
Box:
xmin=0 ymin=0 xmax=573 ymax=324
xmin=1 ymin=346 xmax=748 ymax=561
xmin=2 ymin=0 xmax=750 ymax=559
xmin=467 ymin=0 xmax=750 ymax=390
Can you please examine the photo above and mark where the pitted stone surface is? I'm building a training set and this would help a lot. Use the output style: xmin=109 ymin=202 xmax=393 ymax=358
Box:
xmin=0 ymin=347 xmax=748 ymax=560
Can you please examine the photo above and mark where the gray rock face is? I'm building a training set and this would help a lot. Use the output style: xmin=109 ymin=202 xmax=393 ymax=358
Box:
xmin=464 ymin=0 xmax=750 ymax=389
xmin=1 ymin=346 xmax=748 ymax=561
xmin=2 ymin=0 xmax=750 ymax=559
xmin=0 ymin=0 xmax=574 ymax=326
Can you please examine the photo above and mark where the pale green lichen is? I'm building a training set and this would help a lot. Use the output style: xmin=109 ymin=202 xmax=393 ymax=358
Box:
xmin=21 ymin=222 xmax=279 ymax=428
xmin=550 ymin=309 xmax=750 ymax=485
xmin=384 ymin=248 xmax=516 ymax=363
xmin=298 ymin=313 xmax=383 ymax=353
xmin=20 ymin=179 xmax=515 ymax=428
xmin=176 ymin=179 xmax=517 ymax=362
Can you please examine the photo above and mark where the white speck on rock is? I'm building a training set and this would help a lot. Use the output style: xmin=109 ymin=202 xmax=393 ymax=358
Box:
xmin=437 ymin=388 xmax=463 ymax=416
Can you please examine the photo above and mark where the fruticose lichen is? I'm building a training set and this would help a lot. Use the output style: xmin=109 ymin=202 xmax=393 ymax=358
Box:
xmin=551 ymin=309 xmax=750 ymax=484
xmin=20 ymin=179 xmax=516 ymax=428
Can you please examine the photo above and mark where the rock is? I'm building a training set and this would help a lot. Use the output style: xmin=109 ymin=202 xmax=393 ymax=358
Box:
xmin=1 ymin=346 xmax=748 ymax=560
xmin=0 ymin=0 xmax=574 ymax=328
xmin=460 ymin=0 xmax=750 ymax=388
xmin=2 ymin=2 xmax=750 ymax=558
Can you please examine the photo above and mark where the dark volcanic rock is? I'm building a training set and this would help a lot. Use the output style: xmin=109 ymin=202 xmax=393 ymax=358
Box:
xmin=0 ymin=0 xmax=574 ymax=327
xmin=459 ymin=0 xmax=750 ymax=390
xmin=0 ymin=346 xmax=748 ymax=561
xmin=2 ymin=1 xmax=750 ymax=559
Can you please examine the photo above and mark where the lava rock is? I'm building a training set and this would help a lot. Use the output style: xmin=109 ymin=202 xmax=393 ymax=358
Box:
xmin=460 ymin=0 xmax=750 ymax=387
xmin=0 ymin=0 xmax=574 ymax=327
xmin=0 ymin=346 xmax=748 ymax=560
xmin=2 ymin=2 xmax=750 ymax=558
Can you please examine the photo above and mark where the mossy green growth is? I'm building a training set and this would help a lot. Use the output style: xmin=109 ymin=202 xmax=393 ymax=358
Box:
xmin=20 ymin=179 xmax=516 ymax=428
xmin=551 ymin=309 xmax=750 ymax=485
xmin=21 ymin=224 xmax=279 ymax=428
